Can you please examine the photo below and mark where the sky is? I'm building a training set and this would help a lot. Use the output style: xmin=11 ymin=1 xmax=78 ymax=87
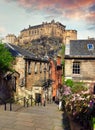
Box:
xmin=0 ymin=0 xmax=95 ymax=39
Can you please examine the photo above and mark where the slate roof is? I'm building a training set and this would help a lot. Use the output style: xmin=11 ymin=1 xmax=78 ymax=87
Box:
xmin=4 ymin=43 xmax=48 ymax=62
xmin=65 ymin=40 xmax=95 ymax=58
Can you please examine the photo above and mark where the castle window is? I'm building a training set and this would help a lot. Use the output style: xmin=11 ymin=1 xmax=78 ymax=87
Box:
xmin=72 ymin=62 xmax=80 ymax=74
xmin=31 ymin=31 xmax=34 ymax=35
xmin=35 ymin=30 xmax=37 ymax=34
xmin=37 ymin=30 xmax=39 ymax=35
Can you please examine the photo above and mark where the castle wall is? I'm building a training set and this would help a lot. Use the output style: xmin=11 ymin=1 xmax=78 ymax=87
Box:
xmin=17 ymin=20 xmax=77 ymax=45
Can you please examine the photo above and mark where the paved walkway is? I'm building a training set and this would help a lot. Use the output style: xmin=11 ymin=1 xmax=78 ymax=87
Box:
xmin=0 ymin=103 xmax=71 ymax=130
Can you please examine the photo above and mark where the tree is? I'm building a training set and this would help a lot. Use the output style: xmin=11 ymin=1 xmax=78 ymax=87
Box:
xmin=0 ymin=43 xmax=14 ymax=73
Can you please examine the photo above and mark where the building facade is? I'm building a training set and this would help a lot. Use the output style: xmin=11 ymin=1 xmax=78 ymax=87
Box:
xmin=64 ymin=40 xmax=95 ymax=91
xmin=49 ymin=55 xmax=62 ymax=102
xmin=5 ymin=43 xmax=50 ymax=102
xmin=16 ymin=20 xmax=77 ymax=45
xmin=5 ymin=34 xmax=17 ymax=44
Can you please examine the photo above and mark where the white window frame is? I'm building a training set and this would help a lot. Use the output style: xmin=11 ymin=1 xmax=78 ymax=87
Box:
xmin=72 ymin=62 xmax=80 ymax=74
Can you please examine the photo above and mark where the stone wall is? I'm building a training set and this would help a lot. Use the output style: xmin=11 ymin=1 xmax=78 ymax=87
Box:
xmin=16 ymin=20 xmax=77 ymax=45
xmin=13 ymin=57 xmax=50 ymax=99
xmin=5 ymin=34 xmax=17 ymax=44
xmin=65 ymin=59 xmax=95 ymax=83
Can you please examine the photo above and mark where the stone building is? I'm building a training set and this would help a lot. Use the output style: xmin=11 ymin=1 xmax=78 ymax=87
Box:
xmin=64 ymin=40 xmax=95 ymax=91
xmin=49 ymin=55 xmax=62 ymax=102
xmin=5 ymin=43 xmax=50 ymax=101
xmin=17 ymin=20 xmax=77 ymax=45
xmin=4 ymin=34 xmax=17 ymax=44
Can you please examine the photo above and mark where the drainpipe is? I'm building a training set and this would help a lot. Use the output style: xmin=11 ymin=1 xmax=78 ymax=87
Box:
xmin=25 ymin=59 xmax=27 ymax=88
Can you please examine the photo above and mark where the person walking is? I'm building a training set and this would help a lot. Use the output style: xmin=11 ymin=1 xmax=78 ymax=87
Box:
xmin=42 ymin=97 xmax=46 ymax=107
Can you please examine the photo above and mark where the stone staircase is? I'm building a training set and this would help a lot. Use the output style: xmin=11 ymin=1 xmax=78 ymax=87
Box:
xmin=0 ymin=103 xmax=65 ymax=130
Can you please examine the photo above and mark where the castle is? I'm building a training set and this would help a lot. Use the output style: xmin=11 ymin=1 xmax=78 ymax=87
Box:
xmin=5 ymin=20 xmax=77 ymax=45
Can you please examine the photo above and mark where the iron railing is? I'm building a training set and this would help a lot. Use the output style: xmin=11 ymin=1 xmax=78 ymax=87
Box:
xmin=0 ymin=95 xmax=36 ymax=111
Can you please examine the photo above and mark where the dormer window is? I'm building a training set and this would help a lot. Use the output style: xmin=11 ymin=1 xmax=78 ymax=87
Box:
xmin=87 ymin=44 xmax=94 ymax=51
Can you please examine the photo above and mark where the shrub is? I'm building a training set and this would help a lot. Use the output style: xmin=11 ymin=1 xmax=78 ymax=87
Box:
xmin=65 ymin=79 xmax=74 ymax=87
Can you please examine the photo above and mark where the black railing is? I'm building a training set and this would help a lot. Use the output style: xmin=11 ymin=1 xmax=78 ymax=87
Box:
xmin=0 ymin=95 xmax=35 ymax=111
xmin=0 ymin=97 xmax=14 ymax=111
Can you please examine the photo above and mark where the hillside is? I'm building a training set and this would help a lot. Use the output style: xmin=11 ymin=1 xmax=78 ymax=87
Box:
xmin=18 ymin=36 xmax=62 ymax=58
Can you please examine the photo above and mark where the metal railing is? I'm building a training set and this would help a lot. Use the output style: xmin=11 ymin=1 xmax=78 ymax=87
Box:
xmin=0 ymin=97 xmax=13 ymax=111
xmin=0 ymin=95 xmax=36 ymax=111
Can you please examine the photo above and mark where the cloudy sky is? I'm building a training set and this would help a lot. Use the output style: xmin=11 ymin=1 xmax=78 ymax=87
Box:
xmin=0 ymin=0 xmax=95 ymax=39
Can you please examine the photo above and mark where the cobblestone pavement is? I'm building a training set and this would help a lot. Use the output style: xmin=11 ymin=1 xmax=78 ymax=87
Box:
xmin=0 ymin=103 xmax=71 ymax=130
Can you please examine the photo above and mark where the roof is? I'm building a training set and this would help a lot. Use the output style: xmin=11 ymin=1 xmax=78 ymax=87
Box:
xmin=65 ymin=40 xmax=95 ymax=58
xmin=4 ymin=43 xmax=49 ymax=62
xmin=21 ymin=21 xmax=66 ymax=32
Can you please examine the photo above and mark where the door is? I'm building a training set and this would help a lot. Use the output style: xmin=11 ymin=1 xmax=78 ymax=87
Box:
xmin=35 ymin=93 xmax=41 ymax=103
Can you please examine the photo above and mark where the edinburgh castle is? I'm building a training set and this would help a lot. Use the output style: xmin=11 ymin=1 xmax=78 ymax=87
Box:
xmin=5 ymin=20 xmax=77 ymax=45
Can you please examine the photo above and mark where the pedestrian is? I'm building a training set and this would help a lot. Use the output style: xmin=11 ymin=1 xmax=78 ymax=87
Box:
xmin=42 ymin=97 xmax=46 ymax=107
xmin=37 ymin=95 xmax=41 ymax=106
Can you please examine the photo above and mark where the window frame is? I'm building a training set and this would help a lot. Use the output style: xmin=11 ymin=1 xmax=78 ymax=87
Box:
xmin=72 ymin=62 xmax=80 ymax=74
xmin=28 ymin=61 xmax=31 ymax=74
xmin=34 ymin=62 xmax=38 ymax=74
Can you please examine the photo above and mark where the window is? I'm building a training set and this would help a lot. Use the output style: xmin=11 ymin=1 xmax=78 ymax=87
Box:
xmin=87 ymin=44 xmax=94 ymax=51
xmin=28 ymin=61 xmax=31 ymax=74
xmin=34 ymin=62 xmax=37 ymax=74
xmin=40 ymin=63 xmax=42 ymax=73
xmin=73 ymin=62 xmax=80 ymax=74
xmin=47 ymin=63 xmax=49 ymax=72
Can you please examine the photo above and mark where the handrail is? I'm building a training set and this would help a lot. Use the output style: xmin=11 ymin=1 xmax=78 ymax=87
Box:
xmin=0 ymin=97 xmax=13 ymax=111
xmin=0 ymin=97 xmax=25 ymax=111
xmin=24 ymin=95 xmax=37 ymax=107
xmin=25 ymin=95 xmax=33 ymax=107
xmin=0 ymin=95 xmax=35 ymax=111
xmin=15 ymin=97 xmax=26 ymax=107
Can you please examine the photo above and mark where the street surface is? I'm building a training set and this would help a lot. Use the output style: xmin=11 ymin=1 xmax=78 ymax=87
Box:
xmin=0 ymin=103 xmax=71 ymax=130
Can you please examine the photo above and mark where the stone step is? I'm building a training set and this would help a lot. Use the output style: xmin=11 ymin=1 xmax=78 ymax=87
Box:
xmin=0 ymin=111 xmax=35 ymax=130
xmin=0 ymin=103 xmax=25 ymax=112
xmin=0 ymin=103 xmax=65 ymax=130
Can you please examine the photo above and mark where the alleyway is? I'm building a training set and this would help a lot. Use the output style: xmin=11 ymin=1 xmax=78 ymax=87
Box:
xmin=0 ymin=103 xmax=71 ymax=130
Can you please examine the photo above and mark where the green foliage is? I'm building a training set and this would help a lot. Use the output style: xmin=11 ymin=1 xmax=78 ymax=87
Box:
xmin=65 ymin=79 xmax=74 ymax=87
xmin=61 ymin=44 xmax=65 ymax=55
xmin=0 ymin=44 xmax=14 ymax=72
xmin=71 ymin=82 xmax=87 ymax=93
xmin=65 ymin=79 xmax=87 ymax=93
